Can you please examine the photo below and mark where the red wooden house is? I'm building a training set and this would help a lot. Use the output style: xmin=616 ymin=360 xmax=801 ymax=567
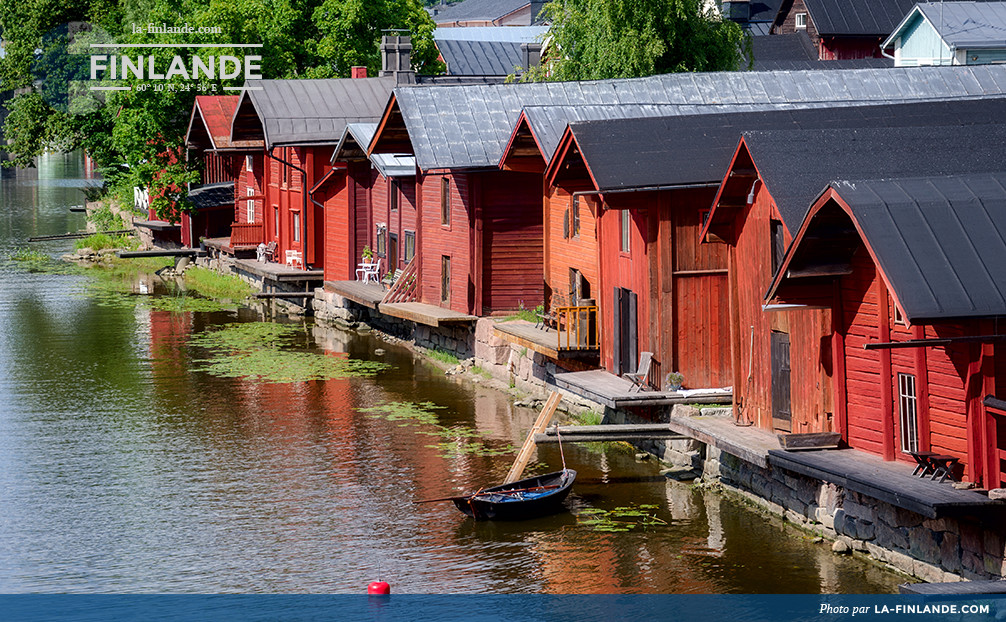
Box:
xmin=314 ymin=123 xmax=418 ymax=284
xmin=704 ymin=109 xmax=1006 ymax=434
xmin=183 ymin=95 xmax=263 ymax=248
xmin=772 ymin=0 xmax=914 ymax=59
xmin=229 ymin=76 xmax=396 ymax=269
xmin=768 ymin=171 xmax=1006 ymax=487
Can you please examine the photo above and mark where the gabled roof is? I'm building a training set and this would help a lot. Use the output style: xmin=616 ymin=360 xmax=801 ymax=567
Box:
xmin=804 ymin=0 xmax=920 ymax=36
xmin=231 ymin=78 xmax=396 ymax=150
xmin=333 ymin=123 xmax=416 ymax=178
xmin=433 ymin=25 xmax=547 ymax=43
xmin=430 ymin=0 xmax=530 ymax=24
xmin=554 ymin=98 xmax=1006 ymax=193
xmin=375 ymin=65 xmax=1006 ymax=172
xmin=907 ymin=2 xmax=1006 ymax=49
xmin=737 ymin=123 xmax=1006 ymax=232
xmin=185 ymin=96 xmax=259 ymax=150
xmin=772 ymin=172 xmax=1006 ymax=322
xmin=437 ymin=39 xmax=524 ymax=76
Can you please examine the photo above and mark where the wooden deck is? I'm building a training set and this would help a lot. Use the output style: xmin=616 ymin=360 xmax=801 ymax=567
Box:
xmin=494 ymin=320 xmax=599 ymax=360
xmin=233 ymin=258 xmax=323 ymax=283
xmin=667 ymin=413 xmax=779 ymax=469
xmin=768 ymin=448 xmax=1006 ymax=519
xmin=325 ymin=280 xmax=387 ymax=309
xmin=554 ymin=369 xmax=733 ymax=409
xmin=132 ymin=219 xmax=180 ymax=231
xmin=378 ymin=302 xmax=478 ymax=327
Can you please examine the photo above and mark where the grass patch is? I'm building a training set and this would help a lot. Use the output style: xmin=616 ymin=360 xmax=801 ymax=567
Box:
xmin=74 ymin=233 xmax=138 ymax=251
xmin=571 ymin=410 xmax=603 ymax=426
xmin=471 ymin=365 xmax=492 ymax=379
xmin=183 ymin=266 xmax=254 ymax=301
xmin=191 ymin=322 xmax=389 ymax=383
xmin=502 ymin=302 xmax=544 ymax=323
xmin=426 ymin=347 xmax=460 ymax=366
xmin=87 ymin=201 xmax=124 ymax=232
xmin=360 ymin=400 xmax=515 ymax=459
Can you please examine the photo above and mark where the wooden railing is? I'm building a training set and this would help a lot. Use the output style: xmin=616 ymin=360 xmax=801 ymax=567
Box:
xmin=230 ymin=222 xmax=264 ymax=247
xmin=381 ymin=256 xmax=419 ymax=304
xmin=556 ymin=305 xmax=598 ymax=351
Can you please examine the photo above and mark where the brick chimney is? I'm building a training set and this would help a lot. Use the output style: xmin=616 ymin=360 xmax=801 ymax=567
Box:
xmin=380 ymin=36 xmax=416 ymax=85
xmin=351 ymin=66 xmax=367 ymax=79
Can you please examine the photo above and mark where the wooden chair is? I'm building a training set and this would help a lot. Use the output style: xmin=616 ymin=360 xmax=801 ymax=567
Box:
xmin=624 ymin=352 xmax=654 ymax=393
xmin=258 ymin=241 xmax=277 ymax=263
xmin=383 ymin=268 xmax=403 ymax=289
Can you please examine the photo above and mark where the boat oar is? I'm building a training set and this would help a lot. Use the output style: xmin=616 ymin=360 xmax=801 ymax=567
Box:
xmin=414 ymin=484 xmax=560 ymax=504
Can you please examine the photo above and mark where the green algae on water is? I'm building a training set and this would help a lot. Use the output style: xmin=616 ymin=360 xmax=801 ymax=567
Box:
xmin=360 ymin=401 xmax=516 ymax=459
xmin=576 ymin=504 xmax=666 ymax=533
xmin=192 ymin=322 xmax=388 ymax=383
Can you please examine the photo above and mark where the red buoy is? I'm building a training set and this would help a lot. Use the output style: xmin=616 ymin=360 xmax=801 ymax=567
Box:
xmin=367 ymin=581 xmax=391 ymax=595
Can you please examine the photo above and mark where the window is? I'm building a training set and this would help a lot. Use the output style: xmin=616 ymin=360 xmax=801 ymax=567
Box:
xmin=390 ymin=180 xmax=399 ymax=212
xmin=575 ymin=196 xmax=583 ymax=237
xmin=894 ymin=303 xmax=907 ymax=326
xmin=246 ymin=154 xmax=254 ymax=173
xmin=899 ymin=373 xmax=919 ymax=453
xmin=620 ymin=209 xmax=630 ymax=253
xmin=441 ymin=255 xmax=450 ymax=303
xmin=273 ymin=206 xmax=279 ymax=239
xmin=376 ymin=224 xmax=387 ymax=257
xmin=441 ymin=177 xmax=450 ymax=226
xmin=795 ymin=12 xmax=807 ymax=29
xmin=770 ymin=219 xmax=785 ymax=275
xmin=246 ymin=186 xmax=255 ymax=223
xmin=293 ymin=211 xmax=301 ymax=243
xmin=282 ymin=148 xmax=290 ymax=187
xmin=404 ymin=230 xmax=416 ymax=263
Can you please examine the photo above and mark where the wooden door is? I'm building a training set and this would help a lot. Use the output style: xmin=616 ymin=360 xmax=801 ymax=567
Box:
xmin=772 ymin=330 xmax=793 ymax=432
xmin=613 ymin=287 xmax=638 ymax=376
xmin=986 ymin=407 xmax=1006 ymax=489
xmin=389 ymin=233 xmax=398 ymax=271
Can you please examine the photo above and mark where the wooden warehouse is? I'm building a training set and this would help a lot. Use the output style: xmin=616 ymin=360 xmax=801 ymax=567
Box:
xmin=769 ymin=171 xmax=1006 ymax=487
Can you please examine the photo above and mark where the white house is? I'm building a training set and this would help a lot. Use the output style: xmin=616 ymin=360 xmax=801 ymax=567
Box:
xmin=882 ymin=2 xmax=1006 ymax=66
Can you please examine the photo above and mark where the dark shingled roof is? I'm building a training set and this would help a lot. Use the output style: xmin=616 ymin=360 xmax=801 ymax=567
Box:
xmin=743 ymin=123 xmax=1006 ymax=232
xmin=828 ymin=173 xmax=1006 ymax=321
xmin=188 ymin=182 xmax=234 ymax=210
xmin=804 ymin=0 xmax=919 ymax=36
xmin=750 ymin=32 xmax=818 ymax=62
xmin=437 ymin=39 xmax=523 ymax=76
xmin=565 ymin=98 xmax=1006 ymax=192
xmin=388 ymin=65 xmax=1006 ymax=171
xmin=238 ymin=78 xmax=396 ymax=150
xmin=430 ymin=0 xmax=529 ymax=23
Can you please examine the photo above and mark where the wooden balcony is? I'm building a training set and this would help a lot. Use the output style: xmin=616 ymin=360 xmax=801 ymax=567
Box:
xmin=230 ymin=222 xmax=264 ymax=248
xmin=555 ymin=305 xmax=598 ymax=351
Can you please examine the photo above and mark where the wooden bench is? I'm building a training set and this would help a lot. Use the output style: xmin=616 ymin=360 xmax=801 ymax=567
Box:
xmin=909 ymin=451 xmax=960 ymax=483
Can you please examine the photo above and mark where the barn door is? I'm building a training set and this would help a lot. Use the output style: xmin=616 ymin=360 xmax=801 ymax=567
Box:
xmin=771 ymin=331 xmax=793 ymax=432
xmin=613 ymin=287 xmax=637 ymax=376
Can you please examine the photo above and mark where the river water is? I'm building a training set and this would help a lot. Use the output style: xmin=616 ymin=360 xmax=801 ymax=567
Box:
xmin=0 ymin=153 xmax=905 ymax=593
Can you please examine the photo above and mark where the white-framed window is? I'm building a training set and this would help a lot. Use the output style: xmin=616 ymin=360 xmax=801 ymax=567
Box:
xmin=376 ymin=224 xmax=387 ymax=256
xmin=246 ymin=154 xmax=254 ymax=173
xmin=404 ymin=230 xmax=416 ymax=263
xmin=620 ymin=209 xmax=630 ymax=253
xmin=246 ymin=186 xmax=255 ymax=223
xmin=795 ymin=12 xmax=808 ymax=29
xmin=899 ymin=373 xmax=919 ymax=453
xmin=894 ymin=303 xmax=907 ymax=326
xmin=293 ymin=211 xmax=301 ymax=243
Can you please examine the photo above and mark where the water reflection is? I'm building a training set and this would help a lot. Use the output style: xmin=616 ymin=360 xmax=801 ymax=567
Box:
xmin=0 ymin=153 xmax=907 ymax=593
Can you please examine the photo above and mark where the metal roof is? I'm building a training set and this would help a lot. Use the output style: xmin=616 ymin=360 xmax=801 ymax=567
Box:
xmin=751 ymin=58 xmax=893 ymax=71
xmin=566 ymin=98 xmax=1006 ymax=192
xmin=437 ymin=39 xmax=524 ymax=76
xmin=829 ymin=172 xmax=1006 ymax=321
xmin=430 ymin=0 xmax=529 ymax=24
xmin=742 ymin=123 xmax=1006 ymax=232
xmin=188 ymin=182 xmax=234 ymax=210
xmin=916 ymin=2 xmax=1006 ymax=48
xmin=334 ymin=123 xmax=416 ymax=178
xmin=433 ymin=25 xmax=547 ymax=43
xmin=238 ymin=78 xmax=396 ymax=150
xmin=390 ymin=65 xmax=1006 ymax=172
xmin=750 ymin=32 xmax=818 ymax=62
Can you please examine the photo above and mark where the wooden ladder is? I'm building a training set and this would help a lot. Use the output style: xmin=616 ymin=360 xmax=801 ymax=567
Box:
xmin=504 ymin=391 xmax=562 ymax=484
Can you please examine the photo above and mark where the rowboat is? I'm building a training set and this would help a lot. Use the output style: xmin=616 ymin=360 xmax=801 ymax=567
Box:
xmin=452 ymin=469 xmax=576 ymax=521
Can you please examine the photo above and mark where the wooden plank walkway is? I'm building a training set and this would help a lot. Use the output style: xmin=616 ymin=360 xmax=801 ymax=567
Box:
xmin=379 ymin=302 xmax=477 ymax=327
xmin=555 ymin=369 xmax=732 ymax=409
xmin=505 ymin=391 xmax=561 ymax=484
xmin=325 ymin=280 xmax=387 ymax=309
xmin=534 ymin=424 xmax=689 ymax=444
xmin=118 ymin=249 xmax=203 ymax=258
xmin=768 ymin=448 xmax=1006 ymax=519
xmin=233 ymin=258 xmax=323 ymax=283
xmin=667 ymin=414 xmax=779 ymax=468
xmin=900 ymin=580 xmax=1006 ymax=594
xmin=494 ymin=320 xmax=559 ymax=359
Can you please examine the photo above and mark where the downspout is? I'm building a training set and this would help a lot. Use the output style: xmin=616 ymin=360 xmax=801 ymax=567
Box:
xmin=267 ymin=147 xmax=309 ymax=267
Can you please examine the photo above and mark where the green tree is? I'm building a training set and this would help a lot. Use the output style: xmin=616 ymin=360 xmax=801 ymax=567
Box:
xmin=527 ymin=0 xmax=748 ymax=81
xmin=0 ymin=0 xmax=439 ymax=220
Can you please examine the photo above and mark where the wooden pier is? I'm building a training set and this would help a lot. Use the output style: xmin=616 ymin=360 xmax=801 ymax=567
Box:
xmin=118 ymin=249 xmax=205 ymax=258
xmin=534 ymin=424 xmax=689 ymax=444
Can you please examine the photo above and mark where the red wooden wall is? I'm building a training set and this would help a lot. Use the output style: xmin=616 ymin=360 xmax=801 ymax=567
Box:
xmin=546 ymin=184 xmax=599 ymax=307
xmin=419 ymin=171 xmax=472 ymax=313
xmin=480 ymin=171 xmax=544 ymax=313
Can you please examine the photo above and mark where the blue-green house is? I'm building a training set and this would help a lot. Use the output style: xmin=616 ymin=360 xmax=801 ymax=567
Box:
xmin=882 ymin=2 xmax=1006 ymax=66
